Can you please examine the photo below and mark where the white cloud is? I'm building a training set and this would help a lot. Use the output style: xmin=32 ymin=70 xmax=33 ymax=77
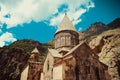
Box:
xmin=0 ymin=21 xmax=3 ymax=33
xmin=0 ymin=0 xmax=63 ymax=28
xmin=48 ymin=0 xmax=95 ymax=26
xmin=0 ymin=29 xmax=2 ymax=33
xmin=0 ymin=32 xmax=16 ymax=47
xmin=0 ymin=40 xmax=5 ymax=47
xmin=49 ymin=8 xmax=85 ymax=26
xmin=50 ymin=13 xmax=64 ymax=26
xmin=0 ymin=0 xmax=95 ymax=28
xmin=78 ymin=27 xmax=82 ymax=32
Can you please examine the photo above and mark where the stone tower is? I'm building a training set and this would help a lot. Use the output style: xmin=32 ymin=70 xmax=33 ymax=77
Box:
xmin=27 ymin=48 xmax=43 ymax=80
xmin=54 ymin=13 xmax=79 ymax=55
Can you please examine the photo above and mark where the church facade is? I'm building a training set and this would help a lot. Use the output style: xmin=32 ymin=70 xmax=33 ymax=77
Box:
xmin=21 ymin=14 xmax=110 ymax=80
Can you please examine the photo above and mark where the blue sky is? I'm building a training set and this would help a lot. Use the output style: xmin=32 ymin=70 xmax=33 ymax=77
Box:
xmin=0 ymin=0 xmax=120 ymax=47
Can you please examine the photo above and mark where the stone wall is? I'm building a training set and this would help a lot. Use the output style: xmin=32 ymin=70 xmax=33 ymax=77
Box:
xmin=43 ymin=52 xmax=54 ymax=80
xmin=27 ymin=62 xmax=42 ymax=80
xmin=63 ymin=57 xmax=76 ymax=80
xmin=72 ymin=43 xmax=110 ymax=80
xmin=20 ymin=65 xmax=29 ymax=80
xmin=53 ymin=64 xmax=63 ymax=80
xmin=55 ymin=43 xmax=111 ymax=80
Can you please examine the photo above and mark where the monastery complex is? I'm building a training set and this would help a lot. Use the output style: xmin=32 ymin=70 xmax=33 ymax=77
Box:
xmin=21 ymin=14 xmax=110 ymax=80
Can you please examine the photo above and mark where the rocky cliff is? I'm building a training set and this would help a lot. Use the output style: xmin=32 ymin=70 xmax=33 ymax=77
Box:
xmin=0 ymin=39 xmax=54 ymax=80
xmin=79 ymin=18 xmax=120 ymax=80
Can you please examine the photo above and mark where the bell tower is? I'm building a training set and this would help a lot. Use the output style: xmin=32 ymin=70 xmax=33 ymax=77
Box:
xmin=27 ymin=48 xmax=43 ymax=80
xmin=54 ymin=13 xmax=79 ymax=52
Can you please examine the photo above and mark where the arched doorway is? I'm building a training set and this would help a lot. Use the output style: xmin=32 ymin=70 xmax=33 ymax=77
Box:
xmin=95 ymin=67 xmax=100 ymax=80
xmin=75 ymin=66 xmax=80 ymax=80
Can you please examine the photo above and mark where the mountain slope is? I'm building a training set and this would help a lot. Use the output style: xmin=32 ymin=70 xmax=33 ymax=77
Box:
xmin=0 ymin=39 xmax=54 ymax=80
xmin=79 ymin=18 xmax=120 ymax=43
xmin=89 ymin=28 xmax=120 ymax=80
xmin=107 ymin=18 xmax=120 ymax=29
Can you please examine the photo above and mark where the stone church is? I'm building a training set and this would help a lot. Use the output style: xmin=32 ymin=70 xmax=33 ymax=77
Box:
xmin=21 ymin=14 xmax=110 ymax=80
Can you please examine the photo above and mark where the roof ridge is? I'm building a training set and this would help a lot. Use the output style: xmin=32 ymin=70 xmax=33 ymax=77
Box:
xmin=48 ymin=48 xmax=62 ymax=58
xmin=63 ymin=42 xmax=84 ymax=57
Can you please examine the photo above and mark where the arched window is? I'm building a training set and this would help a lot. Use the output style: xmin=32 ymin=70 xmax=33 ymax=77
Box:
xmin=66 ymin=35 xmax=71 ymax=45
xmin=47 ymin=61 xmax=49 ymax=71
xmin=72 ymin=36 xmax=76 ymax=45
xmin=61 ymin=36 xmax=65 ymax=46
xmin=51 ymin=69 xmax=53 ymax=79
xmin=71 ymin=36 xmax=74 ymax=45
xmin=55 ymin=39 xmax=57 ymax=48
xmin=57 ymin=37 xmax=60 ymax=47
xmin=75 ymin=66 xmax=80 ymax=80
xmin=56 ymin=37 xmax=60 ymax=48
xmin=95 ymin=67 xmax=100 ymax=80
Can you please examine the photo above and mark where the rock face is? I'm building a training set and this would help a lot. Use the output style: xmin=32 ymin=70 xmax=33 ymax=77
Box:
xmin=79 ymin=22 xmax=107 ymax=42
xmin=107 ymin=18 xmax=120 ymax=29
xmin=0 ymin=47 xmax=28 ymax=80
xmin=79 ymin=18 xmax=120 ymax=43
xmin=0 ymin=39 xmax=53 ymax=80
xmin=89 ymin=29 xmax=120 ymax=80
xmin=81 ymin=18 xmax=120 ymax=80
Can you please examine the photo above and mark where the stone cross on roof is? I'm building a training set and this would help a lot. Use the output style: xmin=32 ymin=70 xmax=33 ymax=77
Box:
xmin=64 ymin=9 xmax=67 ymax=15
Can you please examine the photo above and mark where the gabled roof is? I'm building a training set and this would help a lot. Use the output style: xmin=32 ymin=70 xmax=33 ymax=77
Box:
xmin=48 ymin=48 xmax=62 ymax=58
xmin=63 ymin=42 xmax=84 ymax=57
xmin=31 ymin=47 xmax=39 ymax=53
xmin=59 ymin=47 xmax=70 ymax=52
xmin=56 ymin=14 xmax=77 ymax=33
xmin=63 ymin=42 xmax=99 ymax=59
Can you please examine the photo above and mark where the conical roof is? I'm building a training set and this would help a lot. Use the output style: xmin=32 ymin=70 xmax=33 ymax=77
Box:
xmin=31 ymin=47 xmax=39 ymax=53
xmin=56 ymin=14 xmax=77 ymax=33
